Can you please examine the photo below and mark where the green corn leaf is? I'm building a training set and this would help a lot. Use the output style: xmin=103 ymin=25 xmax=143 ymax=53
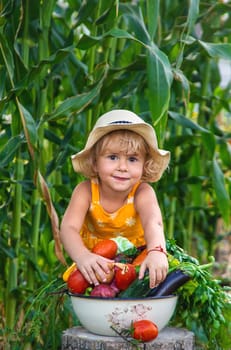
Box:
xmin=187 ymin=0 xmax=200 ymax=33
xmin=172 ymin=68 xmax=190 ymax=105
xmin=146 ymin=0 xmax=159 ymax=40
xmin=212 ymin=158 xmax=230 ymax=226
xmin=0 ymin=32 xmax=15 ymax=84
xmin=189 ymin=150 xmax=203 ymax=207
xmin=219 ymin=139 xmax=231 ymax=168
xmin=78 ymin=25 xmax=172 ymax=123
xmin=20 ymin=47 xmax=72 ymax=89
xmin=169 ymin=111 xmax=216 ymax=158
xmin=45 ymin=87 xmax=99 ymax=120
xmin=122 ymin=6 xmax=150 ymax=45
xmin=121 ymin=6 xmax=172 ymax=122
xmin=77 ymin=34 xmax=100 ymax=50
xmin=77 ymin=29 xmax=134 ymax=50
xmin=43 ymin=66 xmax=108 ymax=121
xmin=18 ymin=103 xmax=38 ymax=150
xmin=75 ymin=0 xmax=98 ymax=26
xmin=110 ymin=28 xmax=173 ymax=123
xmin=201 ymin=132 xmax=216 ymax=159
xmin=147 ymin=44 xmax=172 ymax=124
xmin=0 ymin=135 xmax=23 ymax=167
xmin=168 ymin=111 xmax=209 ymax=133
xmin=198 ymin=41 xmax=231 ymax=60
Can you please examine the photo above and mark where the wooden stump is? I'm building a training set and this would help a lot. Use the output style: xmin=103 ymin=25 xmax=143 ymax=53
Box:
xmin=62 ymin=326 xmax=195 ymax=350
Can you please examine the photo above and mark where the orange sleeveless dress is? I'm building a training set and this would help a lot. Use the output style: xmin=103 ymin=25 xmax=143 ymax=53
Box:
xmin=80 ymin=180 xmax=145 ymax=249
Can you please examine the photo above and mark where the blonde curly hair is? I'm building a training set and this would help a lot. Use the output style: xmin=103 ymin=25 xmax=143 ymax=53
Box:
xmin=84 ymin=130 xmax=164 ymax=182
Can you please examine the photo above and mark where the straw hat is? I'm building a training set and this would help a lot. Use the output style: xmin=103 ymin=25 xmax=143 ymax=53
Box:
xmin=71 ymin=109 xmax=170 ymax=182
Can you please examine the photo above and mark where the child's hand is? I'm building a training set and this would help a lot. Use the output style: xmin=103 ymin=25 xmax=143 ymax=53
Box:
xmin=138 ymin=252 xmax=168 ymax=288
xmin=75 ymin=251 xmax=114 ymax=286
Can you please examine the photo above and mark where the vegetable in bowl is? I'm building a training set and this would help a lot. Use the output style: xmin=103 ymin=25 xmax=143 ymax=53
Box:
xmin=63 ymin=237 xmax=231 ymax=349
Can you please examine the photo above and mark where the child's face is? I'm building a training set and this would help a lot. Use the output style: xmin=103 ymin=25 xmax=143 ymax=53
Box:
xmin=94 ymin=132 xmax=146 ymax=193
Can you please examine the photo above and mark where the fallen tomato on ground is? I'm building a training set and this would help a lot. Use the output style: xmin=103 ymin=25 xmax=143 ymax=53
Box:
xmin=67 ymin=269 xmax=90 ymax=294
xmin=132 ymin=319 xmax=158 ymax=342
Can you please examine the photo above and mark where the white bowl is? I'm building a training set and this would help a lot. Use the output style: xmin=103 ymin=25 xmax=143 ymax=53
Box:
xmin=70 ymin=294 xmax=178 ymax=336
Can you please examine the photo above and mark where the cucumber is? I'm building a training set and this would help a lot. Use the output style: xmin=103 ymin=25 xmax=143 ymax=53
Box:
xmin=118 ymin=273 xmax=150 ymax=298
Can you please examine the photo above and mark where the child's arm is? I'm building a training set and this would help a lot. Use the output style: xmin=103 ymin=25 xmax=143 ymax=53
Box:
xmin=60 ymin=180 xmax=112 ymax=286
xmin=135 ymin=182 xmax=168 ymax=288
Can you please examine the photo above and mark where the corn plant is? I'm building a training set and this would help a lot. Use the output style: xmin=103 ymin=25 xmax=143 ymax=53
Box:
xmin=0 ymin=0 xmax=230 ymax=349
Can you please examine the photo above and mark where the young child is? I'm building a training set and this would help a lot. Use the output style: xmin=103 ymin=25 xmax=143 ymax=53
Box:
xmin=60 ymin=109 xmax=170 ymax=288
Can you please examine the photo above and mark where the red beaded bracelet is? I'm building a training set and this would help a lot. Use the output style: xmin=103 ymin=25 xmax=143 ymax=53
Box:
xmin=147 ymin=245 xmax=167 ymax=256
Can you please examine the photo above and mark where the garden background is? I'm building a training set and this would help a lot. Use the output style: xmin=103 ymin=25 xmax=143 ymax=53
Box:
xmin=0 ymin=0 xmax=231 ymax=349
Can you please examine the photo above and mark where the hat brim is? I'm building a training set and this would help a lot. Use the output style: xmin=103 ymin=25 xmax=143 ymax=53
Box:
xmin=71 ymin=122 xmax=170 ymax=182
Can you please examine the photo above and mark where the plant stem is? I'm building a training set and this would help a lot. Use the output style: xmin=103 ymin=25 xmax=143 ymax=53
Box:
xmin=5 ymin=157 xmax=23 ymax=329
xmin=168 ymin=124 xmax=181 ymax=240
xmin=27 ymin=190 xmax=41 ymax=289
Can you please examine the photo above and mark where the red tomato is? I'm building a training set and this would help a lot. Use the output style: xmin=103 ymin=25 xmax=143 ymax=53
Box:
xmin=92 ymin=239 xmax=118 ymax=259
xmin=115 ymin=263 xmax=137 ymax=291
xmin=132 ymin=320 xmax=158 ymax=342
xmin=67 ymin=269 xmax=90 ymax=294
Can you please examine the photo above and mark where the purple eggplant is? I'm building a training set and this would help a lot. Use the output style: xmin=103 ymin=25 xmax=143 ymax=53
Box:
xmin=146 ymin=269 xmax=191 ymax=297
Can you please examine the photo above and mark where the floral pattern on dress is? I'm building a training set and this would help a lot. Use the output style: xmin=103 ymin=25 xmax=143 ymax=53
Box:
xmin=125 ymin=217 xmax=136 ymax=227
xmin=109 ymin=212 xmax=118 ymax=220
xmin=127 ymin=196 xmax=134 ymax=204
xmin=96 ymin=219 xmax=105 ymax=227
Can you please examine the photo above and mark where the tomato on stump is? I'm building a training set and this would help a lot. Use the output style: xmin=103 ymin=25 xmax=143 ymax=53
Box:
xmin=132 ymin=320 xmax=158 ymax=342
xmin=67 ymin=269 xmax=90 ymax=294
xmin=115 ymin=263 xmax=137 ymax=291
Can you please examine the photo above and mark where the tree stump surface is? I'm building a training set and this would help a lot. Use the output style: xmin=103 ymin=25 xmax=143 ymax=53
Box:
xmin=62 ymin=326 xmax=195 ymax=350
